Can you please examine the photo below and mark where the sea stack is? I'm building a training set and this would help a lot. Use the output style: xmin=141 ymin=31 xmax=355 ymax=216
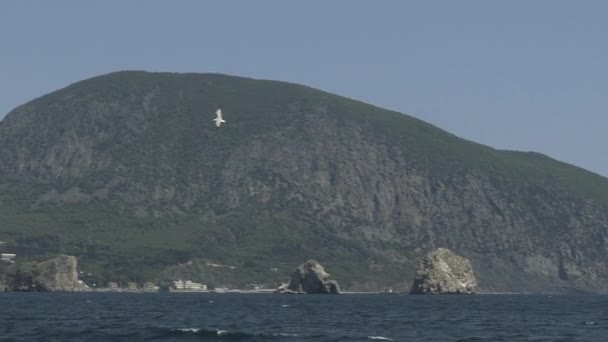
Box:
xmin=276 ymin=259 xmax=340 ymax=294
xmin=33 ymin=255 xmax=80 ymax=291
xmin=410 ymin=248 xmax=477 ymax=295
xmin=8 ymin=255 xmax=80 ymax=292
xmin=0 ymin=263 xmax=8 ymax=291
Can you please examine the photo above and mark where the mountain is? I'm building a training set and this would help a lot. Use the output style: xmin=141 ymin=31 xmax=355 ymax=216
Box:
xmin=1 ymin=71 xmax=608 ymax=292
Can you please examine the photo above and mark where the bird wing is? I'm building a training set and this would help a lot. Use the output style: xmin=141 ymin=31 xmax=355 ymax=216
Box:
xmin=213 ymin=108 xmax=224 ymax=127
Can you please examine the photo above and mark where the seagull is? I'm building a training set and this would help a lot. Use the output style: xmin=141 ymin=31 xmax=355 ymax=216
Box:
xmin=213 ymin=107 xmax=226 ymax=127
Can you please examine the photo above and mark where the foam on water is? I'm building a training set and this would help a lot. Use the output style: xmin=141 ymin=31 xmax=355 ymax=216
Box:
xmin=167 ymin=327 xmax=301 ymax=340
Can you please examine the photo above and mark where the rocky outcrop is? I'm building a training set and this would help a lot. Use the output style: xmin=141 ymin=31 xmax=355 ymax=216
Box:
xmin=0 ymin=263 xmax=8 ymax=291
xmin=275 ymin=282 xmax=300 ymax=294
xmin=277 ymin=260 xmax=340 ymax=294
xmin=410 ymin=248 xmax=477 ymax=295
xmin=7 ymin=255 xmax=79 ymax=292
xmin=33 ymin=255 xmax=79 ymax=291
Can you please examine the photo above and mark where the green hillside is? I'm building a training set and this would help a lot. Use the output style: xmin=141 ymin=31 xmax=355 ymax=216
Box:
xmin=1 ymin=71 xmax=607 ymax=292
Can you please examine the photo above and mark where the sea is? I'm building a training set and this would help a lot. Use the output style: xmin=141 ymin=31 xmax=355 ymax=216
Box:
xmin=1 ymin=293 xmax=607 ymax=341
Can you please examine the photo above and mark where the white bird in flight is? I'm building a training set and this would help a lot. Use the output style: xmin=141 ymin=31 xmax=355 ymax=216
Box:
xmin=213 ymin=107 xmax=226 ymax=127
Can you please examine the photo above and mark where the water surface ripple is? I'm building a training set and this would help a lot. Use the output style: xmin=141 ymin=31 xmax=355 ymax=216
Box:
xmin=1 ymin=293 xmax=607 ymax=341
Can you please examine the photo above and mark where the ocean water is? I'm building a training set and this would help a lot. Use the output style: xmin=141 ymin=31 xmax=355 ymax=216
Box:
xmin=1 ymin=293 xmax=607 ymax=341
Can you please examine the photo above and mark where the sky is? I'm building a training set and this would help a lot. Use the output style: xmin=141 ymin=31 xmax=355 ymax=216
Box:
xmin=1 ymin=1 xmax=607 ymax=176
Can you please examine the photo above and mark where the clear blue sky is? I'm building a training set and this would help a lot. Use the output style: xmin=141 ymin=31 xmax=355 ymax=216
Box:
xmin=1 ymin=1 xmax=607 ymax=175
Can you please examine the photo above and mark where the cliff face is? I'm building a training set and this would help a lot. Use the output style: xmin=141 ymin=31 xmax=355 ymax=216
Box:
xmin=410 ymin=248 xmax=477 ymax=294
xmin=284 ymin=260 xmax=340 ymax=294
xmin=0 ymin=263 xmax=7 ymax=291
xmin=1 ymin=71 xmax=608 ymax=292
xmin=220 ymin=119 xmax=608 ymax=292
xmin=2 ymin=255 xmax=79 ymax=292
xmin=33 ymin=255 xmax=79 ymax=291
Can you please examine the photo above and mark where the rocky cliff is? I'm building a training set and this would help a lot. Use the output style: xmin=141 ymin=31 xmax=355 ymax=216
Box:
xmin=3 ymin=255 xmax=79 ymax=292
xmin=32 ymin=255 xmax=79 ymax=291
xmin=0 ymin=262 xmax=8 ymax=291
xmin=410 ymin=248 xmax=477 ymax=294
xmin=1 ymin=71 xmax=608 ymax=292
xmin=277 ymin=260 xmax=340 ymax=294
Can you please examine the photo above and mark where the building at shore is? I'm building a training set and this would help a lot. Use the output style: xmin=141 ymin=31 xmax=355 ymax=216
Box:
xmin=171 ymin=280 xmax=208 ymax=291
xmin=143 ymin=282 xmax=160 ymax=291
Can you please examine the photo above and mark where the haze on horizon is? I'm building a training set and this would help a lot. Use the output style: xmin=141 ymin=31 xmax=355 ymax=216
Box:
xmin=1 ymin=0 xmax=607 ymax=176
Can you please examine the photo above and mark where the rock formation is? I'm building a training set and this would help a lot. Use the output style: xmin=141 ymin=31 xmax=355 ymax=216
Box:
xmin=275 ymin=282 xmax=299 ymax=294
xmin=33 ymin=255 xmax=79 ymax=291
xmin=276 ymin=260 xmax=340 ymax=294
xmin=0 ymin=262 xmax=8 ymax=291
xmin=6 ymin=255 xmax=79 ymax=292
xmin=410 ymin=248 xmax=477 ymax=294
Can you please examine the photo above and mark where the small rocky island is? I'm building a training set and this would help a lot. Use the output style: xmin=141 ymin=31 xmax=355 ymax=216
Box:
xmin=410 ymin=248 xmax=477 ymax=295
xmin=2 ymin=254 xmax=80 ymax=292
xmin=276 ymin=259 xmax=340 ymax=294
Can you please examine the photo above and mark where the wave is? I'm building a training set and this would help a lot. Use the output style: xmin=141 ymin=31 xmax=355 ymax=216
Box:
xmin=148 ymin=327 xmax=300 ymax=340
xmin=368 ymin=336 xmax=393 ymax=341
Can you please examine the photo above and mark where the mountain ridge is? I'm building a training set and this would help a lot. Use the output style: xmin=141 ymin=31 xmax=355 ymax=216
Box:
xmin=1 ymin=70 xmax=607 ymax=292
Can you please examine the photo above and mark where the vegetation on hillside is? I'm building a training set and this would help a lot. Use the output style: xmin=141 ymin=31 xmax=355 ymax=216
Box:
xmin=1 ymin=71 xmax=607 ymax=292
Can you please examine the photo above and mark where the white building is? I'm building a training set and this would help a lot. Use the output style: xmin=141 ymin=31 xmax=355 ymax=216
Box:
xmin=172 ymin=280 xmax=208 ymax=291
xmin=143 ymin=282 xmax=160 ymax=291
